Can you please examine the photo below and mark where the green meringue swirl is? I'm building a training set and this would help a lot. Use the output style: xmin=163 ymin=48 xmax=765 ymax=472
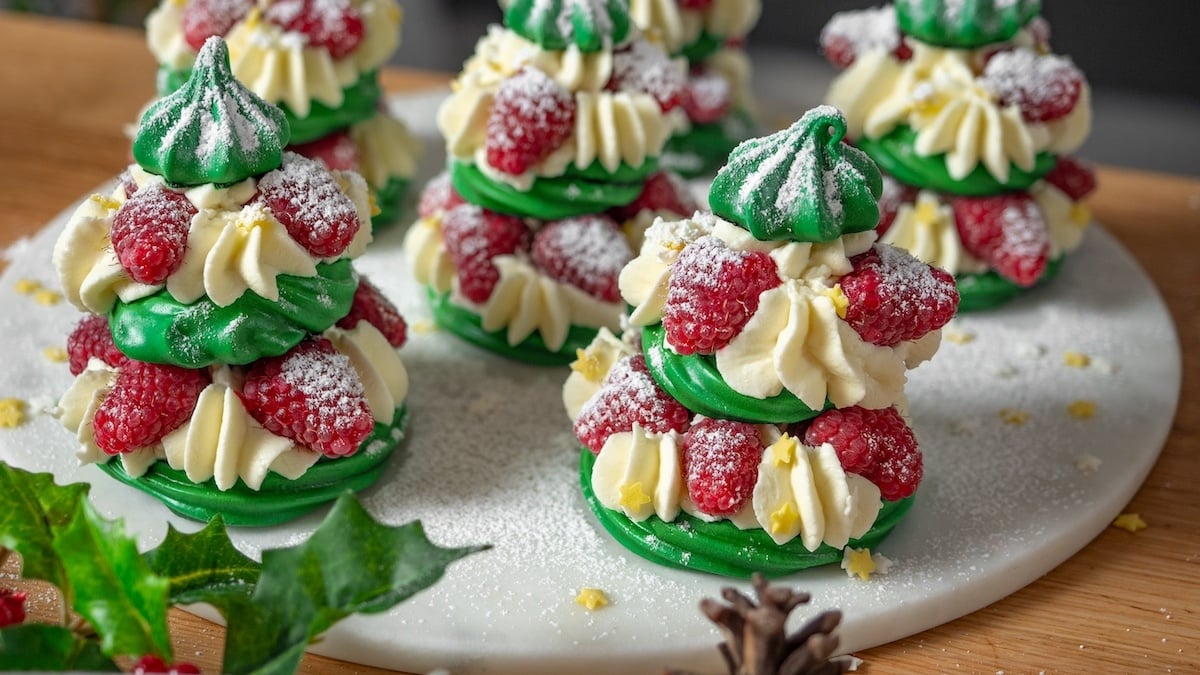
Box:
xmin=449 ymin=159 xmax=652 ymax=220
xmin=894 ymin=0 xmax=1041 ymax=49
xmin=505 ymin=0 xmax=633 ymax=53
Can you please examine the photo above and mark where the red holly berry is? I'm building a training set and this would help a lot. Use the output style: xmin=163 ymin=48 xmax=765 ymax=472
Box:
xmin=875 ymin=175 xmax=919 ymax=237
xmin=1043 ymin=155 xmax=1097 ymax=201
xmin=92 ymin=361 xmax=208 ymax=455
xmin=440 ymin=204 xmax=532 ymax=304
xmin=839 ymin=244 xmax=959 ymax=347
xmin=290 ymin=130 xmax=360 ymax=172
xmin=0 ymin=588 xmax=26 ymax=628
xmin=803 ymin=406 xmax=921 ymax=501
xmin=485 ymin=68 xmax=576 ymax=176
xmin=611 ymin=41 xmax=686 ymax=112
xmin=66 ymin=315 xmax=130 ymax=376
xmin=682 ymin=68 xmax=732 ymax=124
xmin=417 ymin=171 xmax=466 ymax=219
xmin=241 ymin=337 xmax=373 ymax=458
xmin=110 ymin=184 xmax=196 ymax=285
xmin=263 ymin=0 xmax=365 ymax=59
xmin=681 ymin=418 xmax=762 ymax=516
xmin=132 ymin=655 xmax=201 ymax=675
xmin=952 ymin=193 xmax=1050 ymax=287
xmin=181 ymin=0 xmax=255 ymax=51
xmin=531 ymin=215 xmax=632 ymax=302
xmin=256 ymin=153 xmax=361 ymax=259
xmin=337 ymin=277 xmax=407 ymax=347
xmin=981 ymin=48 xmax=1084 ymax=122
xmin=574 ymin=354 xmax=691 ymax=454
xmin=610 ymin=171 xmax=698 ymax=223
xmin=662 ymin=237 xmax=781 ymax=355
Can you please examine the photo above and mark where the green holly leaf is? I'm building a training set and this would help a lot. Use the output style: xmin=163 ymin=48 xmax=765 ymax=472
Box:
xmin=143 ymin=518 xmax=261 ymax=608
xmin=220 ymin=493 xmax=488 ymax=675
xmin=0 ymin=465 xmax=90 ymax=596
xmin=53 ymin=500 xmax=172 ymax=659
xmin=0 ymin=625 xmax=119 ymax=671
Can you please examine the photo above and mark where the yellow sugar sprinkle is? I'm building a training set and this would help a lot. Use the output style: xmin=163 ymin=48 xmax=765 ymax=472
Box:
xmin=618 ymin=482 xmax=651 ymax=511
xmin=826 ymin=285 xmax=849 ymax=319
xmin=945 ymin=330 xmax=976 ymax=345
xmin=43 ymin=347 xmax=69 ymax=363
xmin=89 ymin=193 xmax=121 ymax=211
xmin=1068 ymin=400 xmax=1097 ymax=419
xmin=0 ymin=398 xmax=27 ymax=429
xmin=410 ymin=319 xmax=438 ymax=335
xmin=34 ymin=289 xmax=63 ymax=306
xmin=570 ymin=348 xmax=606 ymax=383
xmin=1064 ymin=351 xmax=1091 ymax=368
xmin=1070 ymin=204 xmax=1092 ymax=226
xmin=842 ymin=547 xmax=877 ymax=581
xmin=769 ymin=503 xmax=799 ymax=536
xmin=1112 ymin=513 xmax=1147 ymax=533
xmin=15 ymin=278 xmax=42 ymax=294
xmin=575 ymin=588 xmax=609 ymax=611
xmin=999 ymin=408 xmax=1030 ymax=425
xmin=768 ymin=434 xmax=797 ymax=467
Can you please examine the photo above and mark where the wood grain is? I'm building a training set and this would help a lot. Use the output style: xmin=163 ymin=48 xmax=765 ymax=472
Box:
xmin=1 ymin=13 xmax=1196 ymax=675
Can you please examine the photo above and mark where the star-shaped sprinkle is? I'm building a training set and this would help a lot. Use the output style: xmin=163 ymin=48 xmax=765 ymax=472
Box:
xmin=999 ymin=408 xmax=1030 ymax=425
xmin=769 ymin=503 xmax=799 ymax=535
xmin=825 ymin=285 xmax=849 ymax=319
xmin=14 ymin=279 xmax=40 ymax=294
xmin=575 ymin=588 xmax=609 ymax=611
xmin=1068 ymin=400 xmax=1097 ymax=419
xmin=1112 ymin=513 xmax=1146 ymax=533
xmin=1063 ymin=351 xmax=1091 ymax=368
xmin=42 ymin=347 xmax=69 ymax=363
xmin=768 ymin=434 xmax=797 ymax=467
xmin=618 ymin=482 xmax=651 ymax=511
xmin=89 ymin=193 xmax=121 ymax=211
xmin=570 ymin=348 xmax=605 ymax=383
xmin=0 ymin=398 xmax=27 ymax=429
xmin=33 ymin=289 xmax=62 ymax=306
xmin=841 ymin=547 xmax=877 ymax=581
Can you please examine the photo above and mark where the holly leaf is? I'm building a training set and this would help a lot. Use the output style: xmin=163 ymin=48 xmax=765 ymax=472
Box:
xmin=53 ymin=499 xmax=172 ymax=659
xmin=143 ymin=518 xmax=261 ymax=608
xmin=220 ymin=493 xmax=488 ymax=675
xmin=0 ymin=625 xmax=119 ymax=671
xmin=0 ymin=465 xmax=90 ymax=596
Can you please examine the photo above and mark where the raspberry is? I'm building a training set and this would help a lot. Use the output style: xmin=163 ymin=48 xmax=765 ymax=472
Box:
xmin=610 ymin=171 xmax=698 ymax=222
xmin=682 ymin=68 xmax=732 ymax=124
xmin=110 ymin=184 xmax=196 ymax=285
xmin=611 ymin=41 xmax=686 ymax=112
xmin=952 ymin=193 xmax=1050 ymax=287
xmin=803 ymin=406 xmax=921 ymax=501
xmin=485 ymin=67 xmax=576 ymax=176
xmin=290 ymin=130 xmax=360 ymax=172
xmin=440 ymin=205 xmax=532 ymax=304
xmin=531 ymin=215 xmax=631 ymax=302
xmin=66 ymin=315 xmax=129 ymax=376
xmin=181 ymin=0 xmax=254 ymax=51
xmin=0 ymin=588 xmax=26 ymax=628
xmin=1043 ymin=155 xmax=1097 ymax=201
xmin=256 ymin=153 xmax=361 ymax=259
xmin=132 ymin=656 xmax=201 ymax=675
xmin=92 ymin=361 xmax=208 ymax=455
xmin=117 ymin=169 xmax=139 ymax=199
xmin=574 ymin=354 xmax=691 ymax=454
xmin=337 ymin=277 xmax=407 ymax=347
xmin=662 ymin=236 xmax=781 ymax=355
xmin=820 ymin=32 xmax=857 ymax=70
xmin=820 ymin=7 xmax=907 ymax=70
xmin=840 ymin=244 xmax=959 ymax=347
xmin=417 ymin=171 xmax=466 ymax=219
xmin=242 ymin=337 xmax=373 ymax=458
xmin=981 ymin=48 xmax=1084 ymax=122
xmin=678 ymin=0 xmax=713 ymax=8
xmin=875 ymin=174 xmax=919 ymax=237
xmin=681 ymin=418 xmax=762 ymax=516
xmin=263 ymin=0 xmax=365 ymax=59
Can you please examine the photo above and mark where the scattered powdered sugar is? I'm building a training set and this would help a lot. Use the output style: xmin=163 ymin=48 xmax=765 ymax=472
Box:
xmin=533 ymin=0 xmax=615 ymax=44
xmin=821 ymin=6 xmax=901 ymax=54
xmin=873 ymin=244 xmax=960 ymax=311
xmin=980 ymin=48 xmax=1081 ymax=111
xmin=278 ymin=341 xmax=367 ymax=424
xmin=610 ymin=40 xmax=685 ymax=105
xmin=998 ymin=199 xmax=1049 ymax=258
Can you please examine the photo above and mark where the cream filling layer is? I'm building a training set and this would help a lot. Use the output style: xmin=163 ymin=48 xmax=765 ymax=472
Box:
xmin=351 ymin=110 xmax=421 ymax=187
xmin=562 ymin=327 xmax=634 ymax=420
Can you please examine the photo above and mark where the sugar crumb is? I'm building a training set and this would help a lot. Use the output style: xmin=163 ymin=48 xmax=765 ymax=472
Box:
xmin=999 ymin=408 xmax=1030 ymax=425
xmin=1074 ymin=454 xmax=1101 ymax=473
xmin=1063 ymin=350 xmax=1091 ymax=368
xmin=0 ymin=398 xmax=27 ymax=428
xmin=1067 ymin=400 xmax=1096 ymax=419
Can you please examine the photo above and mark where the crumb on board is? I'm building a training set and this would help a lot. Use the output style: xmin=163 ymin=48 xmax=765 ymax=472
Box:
xmin=1074 ymin=454 xmax=1102 ymax=473
xmin=1112 ymin=513 xmax=1147 ymax=533
xmin=1067 ymin=400 xmax=1097 ymax=419
xmin=1063 ymin=351 xmax=1091 ymax=368
xmin=42 ymin=347 xmax=69 ymax=363
xmin=999 ymin=408 xmax=1030 ymax=425
xmin=0 ymin=398 xmax=27 ymax=428
xmin=411 ymin=319 xmax=438 ymax=335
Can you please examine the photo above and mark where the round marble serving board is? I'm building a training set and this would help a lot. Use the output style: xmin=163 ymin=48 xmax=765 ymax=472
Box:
xmin=0 ymin=92 xmax=1180 ymax=675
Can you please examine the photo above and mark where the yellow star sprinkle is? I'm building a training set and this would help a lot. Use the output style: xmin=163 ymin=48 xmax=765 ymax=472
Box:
xmin=999 ymin=408 xmax=1030 ymax=425
xmin=841 ymin=547 xmax=877 ymax=581
xmin=1068 ymin=400 xmax=1097 ymax=419
xmin=1112 ymin=513 xmax=1147 ymax=533
xmin=1064 ymin=351 xmax=1091 ymax=368
xmin=89 ymin=194 xmax=121 ymax=211
xmin=768 ymin=434 xmax=797 ymax=467
xmin=769 ymin=503 xmax=799 ymax=536
xmin=0 ymin=398 xmax=27 ymax=429
xmin=34 ymin=289 xmax=63 ymax=306
xmin=43 ymin=347 xmax=69 ymax=363
xmin=825 ymin=285 xmax=849 ymax=319
xmin=410 ymin=319 xmax=438 ymax=335
xmin=570 ymin=348 xmax=605 ymax=383
xmin=14 ymin=278 xmax=41 ymax=294
xmin=618 ymin=482 xmax=651 ymax=511
xmin=575 ymin=588 xmax=609 ymax=611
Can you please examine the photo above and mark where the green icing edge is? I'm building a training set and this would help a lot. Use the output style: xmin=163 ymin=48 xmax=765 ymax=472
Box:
xmin=371 ymin=176 xmax=411 ymax=228
xmin=858 ymin=126 xmax=1056 ymax=196
xmin=426 ymin=287 xmax=597 ymax=366
xmin=157 ymin=67 xmax=382 ymax=145
xmin=896 ymin=0 xmax=1041 ymax=49
xmin=661 ymin=110 xmax=756 ymax=178
xmin=449 ymin=159 xmax=652 ymax=220
xmin=580 ymin=448 xmax=914 ymax=578
xmin=956 ymin=255 xmax=1065 ymax=312
xmin=641 ymin=324 xmax=828 ymax=424
xmin=680 ymin=31 xmax=723 ymax=63
xmin=96 ymin=406 xmax=408 ymax=527
xmin=109 ymin=260 xmax=357 ymax=369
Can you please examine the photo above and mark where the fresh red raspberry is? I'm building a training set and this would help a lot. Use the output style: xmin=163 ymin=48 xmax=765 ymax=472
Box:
xmin=803 ymin=406 xmax=921 ymax=501
xmin=875 ymin=174 xmax=919 ymax=237
xmin=93 ymin=361 xmax=208 ymax=455
xmin=117 ymin=169 xmax=139 ymax=200
xmin=485 ymin=67 xmax=577 ymax=176
xmin=337 ymin=277 xmax=407 ymax=347
xmin=256 ymin=153 xmax=361 ymax=259
xmin=610 ymin=171 xmax=698 ymax=222
xmin=417 ymin=172 xmax=466 ymax=219
xmin=574 ymin=354 xmax=691 ymax=454
xmin=263 ymin=0 xmax=365 ymax=59
xmin=181 ymin=0 xmax=254 ymax=51
xmin=952 ymin=193 xmax=1050 ymax=287
xmin=681 ymin=418 xmax=762 ymax=516
xmin=662 ymin=237 xmax=781 ymax=355
xmin=531 ymin=215 xmax=632 ymax=303
xmin=1043 ymin=155 xmax=1097 ymax=201
xmin=440 ymin=204 xmax=532 ymax=304
xmin=840 ymin=244 xmax=959 ymax=347
xmin=981 ymin=48 xmax=1084 ymax=122
xmin=0 ymin=588 xmax=26 ymax=628
xmin=820 ymin=32 xmax=857 ymax=69
xmin=682 ymin=68 xmax=732 ymax=124
xmin=241 ymin=337 xmax=373 ymax=458
xmin=819 ymin=7 xmax=908 ymax=69
xmin=66 ymin=315 xmax=129 ymax=376
xmin=132 ymin=655 xmax=201 ymax=675
xmin=611 ymin=41 xmax=686 ymax=112
xmin=110 ymin=184 xmax=196 ymax=285
xmin=678 ymin=0 xmax=714 ymax=8
xmin=290 ymin=130 xmax=360 ymax=172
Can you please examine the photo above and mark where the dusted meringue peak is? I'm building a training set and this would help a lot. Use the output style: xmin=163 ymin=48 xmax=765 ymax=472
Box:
xmin=134 ymin=37 xmax=290 ymax=186
xmin=709 ymin=105 xmax=882 ymax=243
xmin=504 ymin=0 xmax=633 ymax=53
xmin=895 ymin=0 xmax=1041 ymax=48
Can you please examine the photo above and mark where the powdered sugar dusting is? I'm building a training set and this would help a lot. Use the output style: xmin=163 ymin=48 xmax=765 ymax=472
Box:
xmin=821 ymin=6 xmax=901 ymax=54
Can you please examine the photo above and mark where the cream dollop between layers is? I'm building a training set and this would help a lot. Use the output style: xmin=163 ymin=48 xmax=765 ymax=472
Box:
xmin=403 ymin=213 xmax=623 ymax=351
xmin=629 ymin=0 xmax=761 ymax=55
xmin=60 ymin=323 xmax=408 ymax=491
xmin=146 ymin=0 xmax=401 ymax=117
xmin=53 ymin=165 xmax=373 ymax=315
xmin=827 ymin=43 xmax=1092 ymax=183
xmin=438 ymin=27 xmax=681 ymax=190
xmin=620 ymin=213 xmax=938 ymax=410
xmin=351 ymin=111 xmax=421 ymax=188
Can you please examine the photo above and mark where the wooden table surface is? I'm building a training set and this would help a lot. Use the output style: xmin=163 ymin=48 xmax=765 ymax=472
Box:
xmin=1 ymin=12 xmax=1197 ymax=675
